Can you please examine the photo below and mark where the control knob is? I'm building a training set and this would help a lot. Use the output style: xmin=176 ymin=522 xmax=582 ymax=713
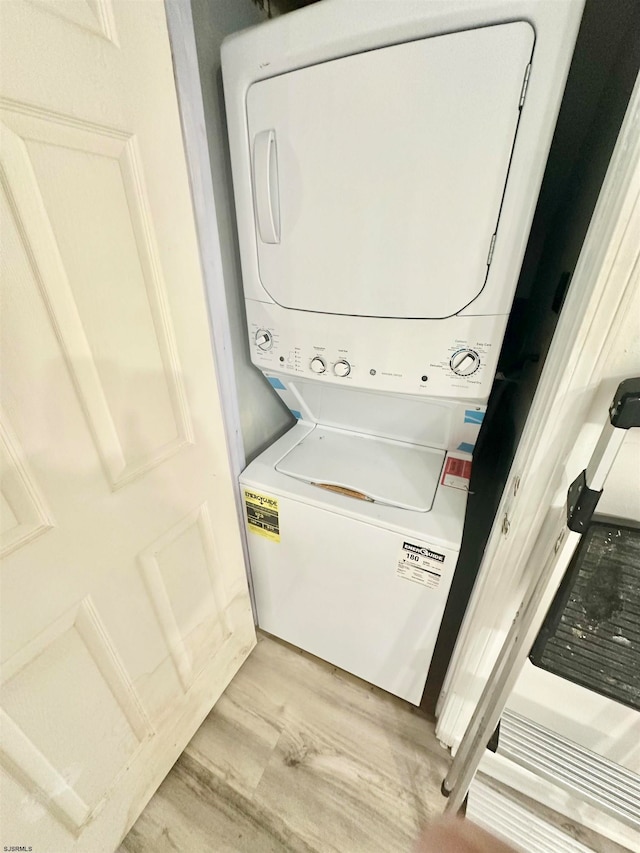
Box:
xmin=450 ymin=349 xmax=480 ymax=376
xmin=255 ymin=329 xmax=273 ymax=351
xmin=310 ymin=356 xmax=326 ymax=374
xmin=333 ymin=360 xmax=351 ymax=377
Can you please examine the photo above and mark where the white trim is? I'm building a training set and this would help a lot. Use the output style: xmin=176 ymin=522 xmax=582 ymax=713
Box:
xmin=163 ymin=1 xmax=256 ymax=613
xmin=436 ymin=74 xmax=640 ymax=748
xmin=163 ymin=0 xmax=245 ymax=474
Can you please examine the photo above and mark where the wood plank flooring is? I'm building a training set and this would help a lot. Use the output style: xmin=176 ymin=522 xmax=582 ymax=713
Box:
xmin=119 ymin=632 xmax=449 ymax=852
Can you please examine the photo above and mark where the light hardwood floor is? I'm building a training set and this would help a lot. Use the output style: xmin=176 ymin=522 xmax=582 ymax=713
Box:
xmin=119 ymin=632 xmax=450 ymax=852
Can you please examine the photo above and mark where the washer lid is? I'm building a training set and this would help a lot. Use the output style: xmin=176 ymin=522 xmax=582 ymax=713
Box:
xmin=247 ymin=21 xmax=534 ymax=318
xmin=275 ymin=427 xmax=445 ymax=512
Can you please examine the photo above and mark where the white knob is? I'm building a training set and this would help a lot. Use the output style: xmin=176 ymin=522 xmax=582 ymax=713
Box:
xmin=333 ymin=360 xmax=351 ymax=377
xmin=310 ymin=356 xmax=326 ymax=374
xmin=450 ymin=349 xmax=480 ymax=376
xmin=255 ymin=329 xmax=273 ymax=351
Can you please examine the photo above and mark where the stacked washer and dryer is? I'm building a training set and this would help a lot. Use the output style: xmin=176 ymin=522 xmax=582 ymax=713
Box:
xmin=222 ymin=1 xmax=584 ymax=705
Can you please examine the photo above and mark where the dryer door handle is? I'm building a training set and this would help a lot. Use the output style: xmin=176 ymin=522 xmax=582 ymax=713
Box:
xmin=252 ymin=129 xmax=281 ymax=244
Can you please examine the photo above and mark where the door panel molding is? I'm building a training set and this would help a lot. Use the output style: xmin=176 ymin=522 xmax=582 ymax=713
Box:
xmin=1 ymin=109 xmax=193 ymax=489
xmin=139 ymin=503 xmax=233 ymax=691
xmin=1 ymin=598 xmax=153 ymax=831
xmin=0 ymin=416 xmax=53 ymax=557
xmin=26 ymin=0 xmax=119 ymax=45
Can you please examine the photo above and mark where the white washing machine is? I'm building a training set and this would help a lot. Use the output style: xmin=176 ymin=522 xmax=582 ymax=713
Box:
xmin=222 ymin=0 xmax=584 ymax=703
xmin=240 ymin=392 xmax=484 ymax=704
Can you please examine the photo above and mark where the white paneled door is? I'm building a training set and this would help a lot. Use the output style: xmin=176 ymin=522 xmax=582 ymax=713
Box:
xmin=0 ymin=2 xmax=255 ymax=850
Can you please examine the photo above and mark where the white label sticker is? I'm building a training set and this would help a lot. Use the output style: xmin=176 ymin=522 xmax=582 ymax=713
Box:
xmin=396 ymin=540 xmax=445 ymax=588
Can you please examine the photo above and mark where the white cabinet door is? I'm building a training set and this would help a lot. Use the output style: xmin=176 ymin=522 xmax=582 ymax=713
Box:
xmin=247 ymin=22 xmax=533 ymax=319
xmin=0 ymin=2 xmax=255 ymax=850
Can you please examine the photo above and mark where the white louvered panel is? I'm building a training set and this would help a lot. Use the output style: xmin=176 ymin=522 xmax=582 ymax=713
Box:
xmin=467 ymin=776 xmax=600 ymax=853
xmin=499 ymin=710 xmax=640 ymax=830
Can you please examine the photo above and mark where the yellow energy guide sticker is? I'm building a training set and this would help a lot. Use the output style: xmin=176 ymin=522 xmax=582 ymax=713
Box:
xmin=244 ymin=489 xmax=280 ymax=542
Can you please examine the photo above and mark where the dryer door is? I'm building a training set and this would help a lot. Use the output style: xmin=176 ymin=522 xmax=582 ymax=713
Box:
xmin=247 ymin=22 xmax=533 ymax=319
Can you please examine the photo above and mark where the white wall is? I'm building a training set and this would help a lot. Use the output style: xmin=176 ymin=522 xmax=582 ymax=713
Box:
xmin=190 ymin=0 xmax=293 ymax=461
xmin=568 ymin=283 xmax=640 ymax=523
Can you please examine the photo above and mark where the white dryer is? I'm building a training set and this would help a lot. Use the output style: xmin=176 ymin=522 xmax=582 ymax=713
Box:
xmin=222 ymin=0 xmax=584 ymax=703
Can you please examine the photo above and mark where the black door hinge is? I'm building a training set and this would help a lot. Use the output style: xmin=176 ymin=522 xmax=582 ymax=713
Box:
xmin=567 ymin=470 xmax=602 ymax=533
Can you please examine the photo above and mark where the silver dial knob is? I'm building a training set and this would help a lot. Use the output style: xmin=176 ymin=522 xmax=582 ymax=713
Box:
xmin=255 ymin=329 xmax=273 ymax=351
xmin=450 ymin=349 xmax=480 ymax=376
xmin=309 ymin=356 xmax=326 ymax=374
xmin=333 ymin=359 xmax=351 ymax=377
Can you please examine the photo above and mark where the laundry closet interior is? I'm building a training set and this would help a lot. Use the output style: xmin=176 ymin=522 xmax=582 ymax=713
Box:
xmin=192 ymin=0 xmax=639 ymax=713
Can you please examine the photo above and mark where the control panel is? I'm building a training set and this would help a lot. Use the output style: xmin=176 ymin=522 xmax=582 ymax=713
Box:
xmin=246 ymin=300 xmax=505 ymax=402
